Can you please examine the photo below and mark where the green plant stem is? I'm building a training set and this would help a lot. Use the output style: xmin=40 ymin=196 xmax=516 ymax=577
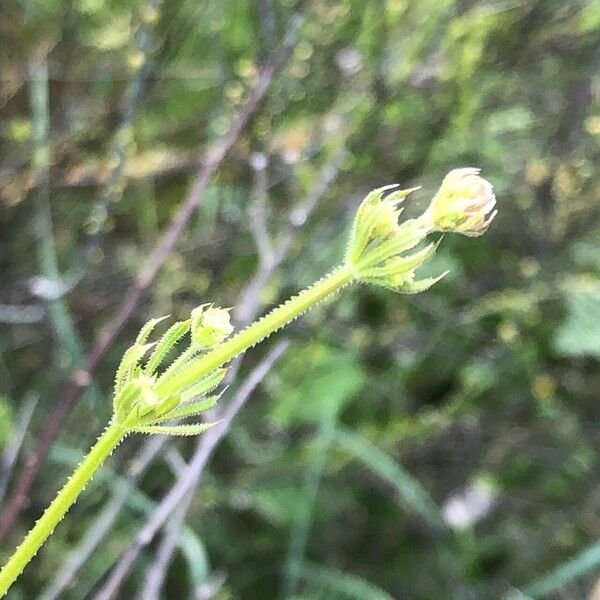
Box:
xmin=0 ymin=422 xmax=126 ymax=597
xmin=0 ymin=264 xmax=355 ymax=596
xmin=156 ymin=264 xmax=355 ymax=398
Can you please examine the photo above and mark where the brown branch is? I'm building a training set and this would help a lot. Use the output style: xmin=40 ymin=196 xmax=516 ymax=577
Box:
xmin=0 ymin=12 xmax=305 ymax=542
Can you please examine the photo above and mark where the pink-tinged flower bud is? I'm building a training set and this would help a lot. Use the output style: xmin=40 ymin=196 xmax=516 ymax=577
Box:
xmin=424 ymin=168 xmax=497 ymax=237
xmin=191 ymin=304 xmax=234 ymax=348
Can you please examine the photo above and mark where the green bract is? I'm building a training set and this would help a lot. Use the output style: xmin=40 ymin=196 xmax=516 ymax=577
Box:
xmin=345 ymin=185 xmax=441 ymax=293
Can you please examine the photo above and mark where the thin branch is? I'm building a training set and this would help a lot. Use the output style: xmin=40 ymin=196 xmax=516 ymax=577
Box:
xmin=138 ymin=449 xmax=190 ymax=600
xmin=235 ymin=149 xmax=346 ymax=324
xmin=137 ymin=500 xmax=191 ymax=600
xmin=163 ymin=447 xmax=187 ymax=477
xmin=0 ymin=11 xmax=305 ymax=541
xmin=92 ymin=340 xmax=290 ymax=600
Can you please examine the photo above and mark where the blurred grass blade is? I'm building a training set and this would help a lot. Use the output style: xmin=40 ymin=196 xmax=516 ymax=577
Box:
xmin=298 ymin=561 xmax=394 ymax=600
xmin=335 ymin=427 xmax=444 ymax=529
xmin=47 ymin=442 xmax=207 ymax=599
xmin=523 ymin=539 xmax=600 ymax=598
xmin=179 ymin=528 xmax=210 ymax=592
xmin=281 ymin=409 xmax=339 ymax=599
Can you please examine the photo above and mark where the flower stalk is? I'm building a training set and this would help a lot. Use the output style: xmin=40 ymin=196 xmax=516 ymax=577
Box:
xmin=155 ymin=265 xmax=354 ymax=399
xmin=0 ymin=423 xmax=126 ymax=595
xmin=0 ymin=168 xmax=496 ymax=596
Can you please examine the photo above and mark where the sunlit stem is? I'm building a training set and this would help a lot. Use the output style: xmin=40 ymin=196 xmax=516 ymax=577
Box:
xmin=0 ymin=422 xmax=126 ymax=597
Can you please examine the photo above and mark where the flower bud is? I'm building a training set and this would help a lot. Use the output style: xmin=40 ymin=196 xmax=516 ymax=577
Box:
xmin=367 ymin=199 xmax=400 ymax=238
xmin=345 ymin=185 xmax=420 ymax=265
xmin=191 ymin=304 xmax=234 ymax=348
xmin=119 ymin=374 xmax=160 ymax=418
xmin=424 ymin=168 xmax=496 ymax=237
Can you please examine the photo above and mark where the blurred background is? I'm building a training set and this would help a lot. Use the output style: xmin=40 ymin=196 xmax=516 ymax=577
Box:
xmin=1 ymin=0 xmax=600 ymax=598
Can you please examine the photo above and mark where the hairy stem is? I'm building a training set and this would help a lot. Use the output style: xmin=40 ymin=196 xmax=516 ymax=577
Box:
xmin=0 ymin=264 xmax=354 ymax=596
xmin=0 ymin=422 xmax=126 ymax=597
xmin=156 ymin=265 xmax=355 ymax=398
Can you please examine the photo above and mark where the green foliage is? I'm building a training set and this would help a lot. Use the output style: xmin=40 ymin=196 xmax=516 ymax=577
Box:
xmin=1 ymin=0 xmax=600 ymax=597
xmin=145 ymin=319 xmax=191 ymax=375
xmin=554 ymin=278 xmax=600 ymax=357
xmin=335 ymin=427 xmax=444 ymax=529
xmin=298 ymin=562 xmax=395 ymax=600
xmin=522 ymin=540 xmax=600 ymax=599
xmin=268 ymin=345 xmax=365 ymax=426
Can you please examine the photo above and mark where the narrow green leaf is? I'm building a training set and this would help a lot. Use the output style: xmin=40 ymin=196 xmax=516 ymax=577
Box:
xmin=134 ymin=315 xmax=170 ymax=346
xmin=114 ymin=343 xmax=154 ymax=394
xmin=347 ymin=186 xmax=396 ymax=264
xmin=180 ymin=368 xmax=227 ymax=402
xmin=158 ymin=349 xmax=196 ymax=385
xmin=360 ymin=238 xmax=441 ymax=279
xmin=179 ymin=530 xmax=211 ymax=592
xmin=335 ymin=427 xmax=444 ymax=528
xmin=151 ymin=395 xmax=220 ymax=424
xmin=113 ymin=378 xmax=142 ymax=419
xmin=356 ymin=223 xmax=422 ymax=270
xmin=130 ymin=422 xmax=219 ymax=436
xmin=384 ymin=185 xmax=420 ymax=205
xmin=136 ymin=393 xmax=181 ymax=425
xmin=397 ymin=270 xmax=449 ymax=294
xmin=523 ymin=539 xmax=600 ymax=598
xmin=145 ymin=319 xmax=191 ymax=375
xmin=298 ymin=561 xmax=394 ymax=600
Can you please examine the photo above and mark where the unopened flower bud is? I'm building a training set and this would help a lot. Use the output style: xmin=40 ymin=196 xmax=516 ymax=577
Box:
xmin=424 ymin=168 xmax=496 ymax=237
xmin=130 ymin=374 xmax=159 ymax=417
xmin=368 ymin=201 xmax=399 ymax=238
xmin=346 ymin=185 xmax=420 ymax=265
xmin=191 ymin=304 xmax=234 ymax=348
xmin=137 ymin=374 xmax=157 ymax=401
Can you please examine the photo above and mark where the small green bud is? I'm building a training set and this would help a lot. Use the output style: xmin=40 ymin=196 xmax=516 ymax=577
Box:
xmin=424 ymin=168 xmax=496 ymax=237
xmin=190 ymin=304 xmax=234 ymax=348
xmin=345 ymin=185 xmax=420 ymax=265
xmin=136 ymin=374 xmax=159 ymax=414
xmin=365 ymin=195 xmax=402 ymax=238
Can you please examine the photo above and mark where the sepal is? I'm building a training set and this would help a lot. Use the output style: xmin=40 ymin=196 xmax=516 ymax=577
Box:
xmin=114 ymin=342 xmax=155 ymax=394
xmin=145 ymin=319 xmax=191 ymax=375
xmin=396 ymin=270 xmax=449 ymax=294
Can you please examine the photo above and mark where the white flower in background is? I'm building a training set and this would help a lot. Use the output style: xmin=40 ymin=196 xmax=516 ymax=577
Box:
xmin=28 ymin=276 xmax=74 ymax=300
xmin=335 ymin=47 xmax=363 ymax=75
xmin=442 ymin=478 xmax=497 ymax=529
